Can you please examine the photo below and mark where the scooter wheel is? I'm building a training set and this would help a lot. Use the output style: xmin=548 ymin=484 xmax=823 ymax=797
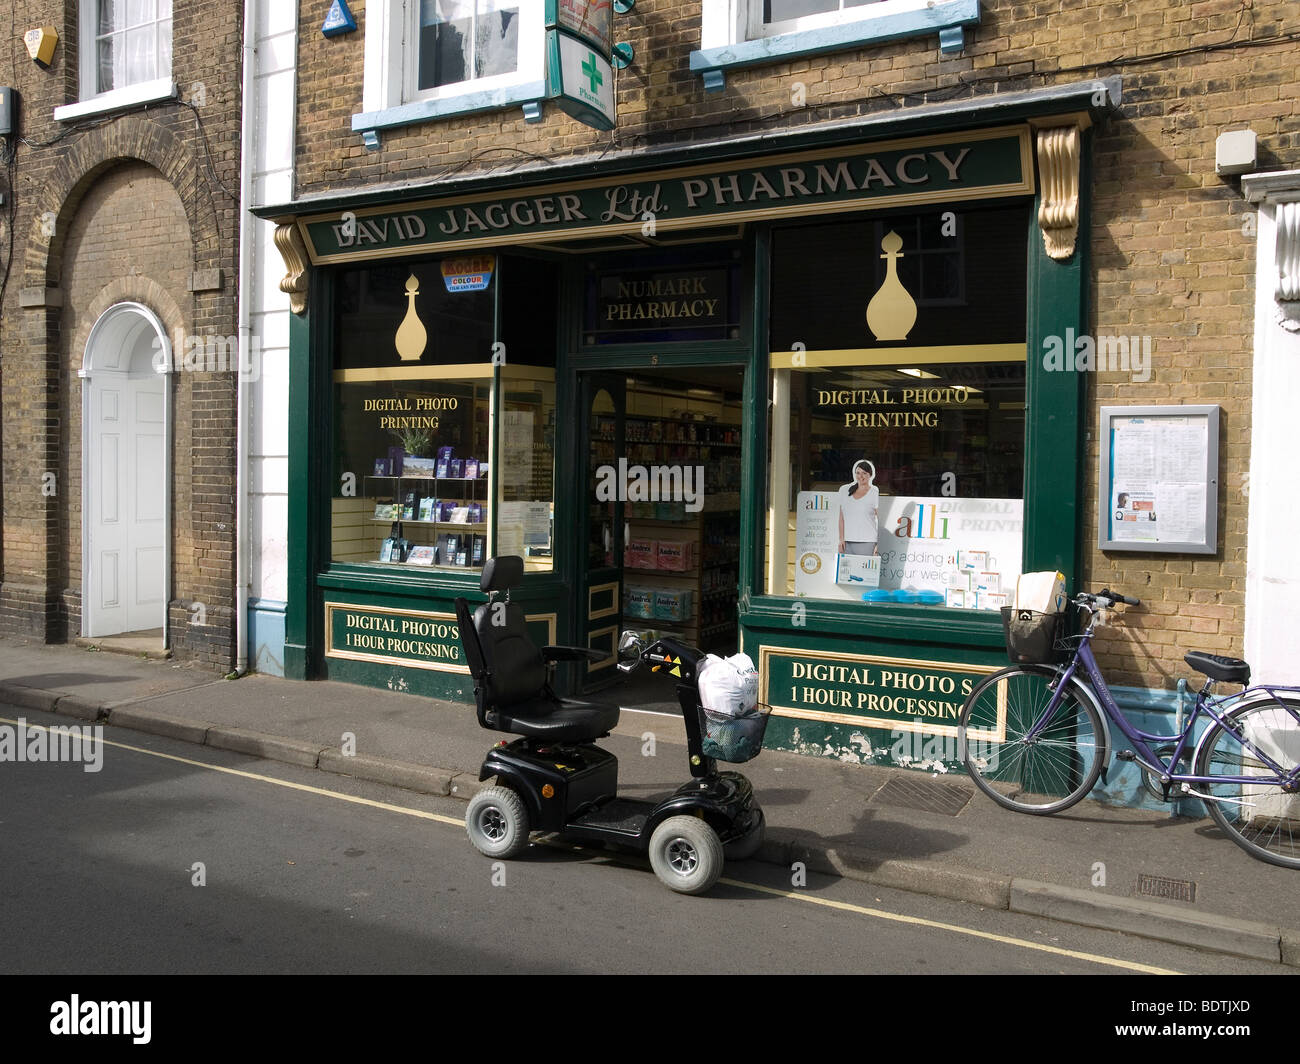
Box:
xmin=649 ymin=816 xmax=724 ymax=895
xmin=466 ymin=786 xmax=531 ymax=859
xmin=724 ymin=805 xmax=765 ymax=863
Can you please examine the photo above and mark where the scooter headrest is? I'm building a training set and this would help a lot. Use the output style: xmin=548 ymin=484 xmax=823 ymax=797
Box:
xmin=481 ymin=555 xmax=524 ymax=594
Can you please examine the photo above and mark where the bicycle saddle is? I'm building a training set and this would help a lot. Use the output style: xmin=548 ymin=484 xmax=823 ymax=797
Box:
xmin=1184 ymin=651 xmax=1250 ymax=685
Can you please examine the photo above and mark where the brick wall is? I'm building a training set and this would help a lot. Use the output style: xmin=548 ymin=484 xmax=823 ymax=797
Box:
xmin=1 ymin=1 xmax=243 ymax=670
xmin=288 ymin=0 xmax=1300 ymax=693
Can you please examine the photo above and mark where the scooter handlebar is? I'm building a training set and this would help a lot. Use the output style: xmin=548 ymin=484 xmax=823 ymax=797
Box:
xmin=641 ymin=637 xmax=703 ymax=677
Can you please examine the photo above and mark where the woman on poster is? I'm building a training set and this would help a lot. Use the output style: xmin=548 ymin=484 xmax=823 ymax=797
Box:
xmin=837 ymin=459 xmax=880 ymax=556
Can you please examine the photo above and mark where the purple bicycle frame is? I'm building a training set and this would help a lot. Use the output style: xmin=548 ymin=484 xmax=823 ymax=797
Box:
xmin=1034 ymin=635 xmax=1300 ymax=788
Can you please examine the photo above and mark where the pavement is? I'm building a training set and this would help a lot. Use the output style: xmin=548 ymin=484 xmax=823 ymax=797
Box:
xmin=2 ymin=634 xmax=1297 ymax=969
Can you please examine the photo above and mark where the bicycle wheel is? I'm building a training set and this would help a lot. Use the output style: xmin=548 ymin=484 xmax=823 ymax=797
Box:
xmin=1193 ymin=696 xmax=1300 ymax=870
xmin=958 ymin=665 xmax=1107 ymax=815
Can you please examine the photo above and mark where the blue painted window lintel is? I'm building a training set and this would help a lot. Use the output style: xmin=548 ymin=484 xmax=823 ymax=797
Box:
xmin=690 ymin=0 xmax=980 ymax=92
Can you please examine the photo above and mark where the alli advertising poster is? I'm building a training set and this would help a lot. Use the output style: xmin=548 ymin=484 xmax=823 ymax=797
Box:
xmin=795 ymin=493 xmax=1024 ymax=608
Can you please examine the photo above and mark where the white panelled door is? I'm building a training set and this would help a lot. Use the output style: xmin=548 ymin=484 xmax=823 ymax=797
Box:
xmin=83 ymin=305 xmax=168 ymax=638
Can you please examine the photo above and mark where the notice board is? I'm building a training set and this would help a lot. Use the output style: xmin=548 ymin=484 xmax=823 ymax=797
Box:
xmin=1098 ymin=405 xmax=1219 ymax=554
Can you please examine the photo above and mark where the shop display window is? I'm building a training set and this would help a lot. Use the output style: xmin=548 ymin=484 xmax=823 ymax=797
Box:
xmin=330 ymin=254 xmax=557 ymax=573
xmin=765 ymin=204 xmax=1030 ymax=610
xmin=497 ymin=368 xmax=557 ymax=572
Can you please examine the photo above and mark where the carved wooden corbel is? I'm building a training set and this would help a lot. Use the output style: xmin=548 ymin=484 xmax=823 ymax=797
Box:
xmin=1036 ymin=125 xmax=1081 ymax=261
xmin=273 ymin=222 xmax=310 ymax=315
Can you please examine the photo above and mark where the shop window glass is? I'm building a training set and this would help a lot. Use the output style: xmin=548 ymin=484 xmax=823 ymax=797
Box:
xmin=765 ymin=205 xmax=1030 ymax=611
xmin=330 ymin=255 xmax=557 ymax=573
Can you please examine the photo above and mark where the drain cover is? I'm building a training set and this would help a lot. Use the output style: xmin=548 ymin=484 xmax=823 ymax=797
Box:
xmin=872 ymin=776 xmax=973 ymax=817
xmin=1136 ymin=873 xmax=1197 ymax=904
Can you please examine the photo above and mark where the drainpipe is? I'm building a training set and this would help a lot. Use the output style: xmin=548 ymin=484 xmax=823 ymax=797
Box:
xmin=234 ymin=0 xmax=257 ymax=674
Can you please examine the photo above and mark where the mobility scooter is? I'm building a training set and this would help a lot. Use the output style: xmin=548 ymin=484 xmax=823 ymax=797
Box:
xmin=454 ymin=556 xmax=766 ymax=895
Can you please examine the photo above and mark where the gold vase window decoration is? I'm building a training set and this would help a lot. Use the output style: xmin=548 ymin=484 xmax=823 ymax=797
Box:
xmin=395 ymin=274 xmax=429 ymax=362
xmin=866 ymin=230 xmax=918 ymax=342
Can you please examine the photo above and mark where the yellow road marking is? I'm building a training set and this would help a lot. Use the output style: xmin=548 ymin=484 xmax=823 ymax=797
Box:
xmin=0 ymin=716 xmax=464 ymax=827
xmin=8 ymin=715 xmax=1182 ymax=972
xmin=717 ymin=877 xmax=1182 ymax=975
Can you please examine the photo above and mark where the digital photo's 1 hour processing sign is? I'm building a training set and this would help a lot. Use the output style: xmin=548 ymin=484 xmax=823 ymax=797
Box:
xmin=325 ymin=603 xmax=467 ymax=673
xmin=759 ymin=646 xmax=1002 ymax=738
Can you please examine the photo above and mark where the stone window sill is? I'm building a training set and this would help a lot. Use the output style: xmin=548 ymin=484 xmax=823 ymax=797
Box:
xmin=54 ymin=78 xmax=177 ymax=122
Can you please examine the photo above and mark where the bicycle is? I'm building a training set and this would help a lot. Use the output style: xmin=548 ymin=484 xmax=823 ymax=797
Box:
xmin=956 ymin=589 xmax=1300 ymax=869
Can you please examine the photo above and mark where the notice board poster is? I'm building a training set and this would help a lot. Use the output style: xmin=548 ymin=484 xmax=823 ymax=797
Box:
xmin=1098 ymin=406 xmax=1219 ymax=554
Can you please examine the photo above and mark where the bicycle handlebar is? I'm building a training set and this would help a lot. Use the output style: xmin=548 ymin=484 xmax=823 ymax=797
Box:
xmin=1077 ymin=588 xmax=1141 ymax=608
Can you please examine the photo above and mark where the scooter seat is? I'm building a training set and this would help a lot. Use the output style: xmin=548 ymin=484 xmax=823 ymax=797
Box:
xmin=487 ymin=697 xmax=620 ymax=743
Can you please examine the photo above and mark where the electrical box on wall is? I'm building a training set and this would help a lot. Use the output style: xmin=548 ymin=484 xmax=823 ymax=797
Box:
xmin=0 ymin=87 xmax=14 ymax=136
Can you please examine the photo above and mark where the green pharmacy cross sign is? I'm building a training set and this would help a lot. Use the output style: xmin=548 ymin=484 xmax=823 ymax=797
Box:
xmin=546 ymin=30 xmax=615 ymax=131
xmin=545 ymin=0 xmax=616 ymax=131
xmin=582 ymin=53 xmax=604 ymax=94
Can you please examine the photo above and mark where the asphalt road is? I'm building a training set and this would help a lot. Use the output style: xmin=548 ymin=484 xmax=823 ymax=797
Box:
xmin=1 ymin=705 xmax=1290 ymax=981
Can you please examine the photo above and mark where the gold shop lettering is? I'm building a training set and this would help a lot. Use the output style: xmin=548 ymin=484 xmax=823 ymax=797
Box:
xmin=605 ymin=275 xmax=719 ymax=322
xmin=785 ymin=660 xmax=975 ymax=716
xmin=364 ymin=395 xmax=455 ymax=430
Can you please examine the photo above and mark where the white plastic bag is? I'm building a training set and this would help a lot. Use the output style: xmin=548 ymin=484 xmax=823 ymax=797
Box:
xmin=1014 ymin=571 xmax=1067 ymax=614
xmin=698 ymin=652 xmax=759 ymax=718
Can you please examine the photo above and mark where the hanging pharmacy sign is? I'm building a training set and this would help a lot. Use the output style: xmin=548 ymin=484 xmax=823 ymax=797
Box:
xmin=546 ymin=0 xmax=613 ymax=55
xmin=546 ymin=29 xmax=616 ymax=132
xmin=296 ymin=126 xmax=1035 ymax=264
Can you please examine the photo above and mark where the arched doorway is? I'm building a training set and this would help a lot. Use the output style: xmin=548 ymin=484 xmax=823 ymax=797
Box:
xmin=79 ymin=303 xmax=172 ymax=641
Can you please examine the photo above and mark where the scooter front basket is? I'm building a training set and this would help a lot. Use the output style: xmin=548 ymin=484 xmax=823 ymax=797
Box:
xmin=700 ymin=703 xmax=770 ymax=763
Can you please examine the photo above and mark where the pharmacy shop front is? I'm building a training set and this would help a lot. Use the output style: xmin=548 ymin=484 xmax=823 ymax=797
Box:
xmin=261 ymin=84 xmax=1108 ymax=764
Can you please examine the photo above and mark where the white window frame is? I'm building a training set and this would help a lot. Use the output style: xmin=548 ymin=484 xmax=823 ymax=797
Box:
xmin=752 ymin=1 xmax=901 ymax=39
xmin=56 ymin=0 xmax=175 ymax=122
xmin=702 ymin=0 xmax=939 ymax=49
xmin=363 ymin=0 xmax=544 ymax=116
